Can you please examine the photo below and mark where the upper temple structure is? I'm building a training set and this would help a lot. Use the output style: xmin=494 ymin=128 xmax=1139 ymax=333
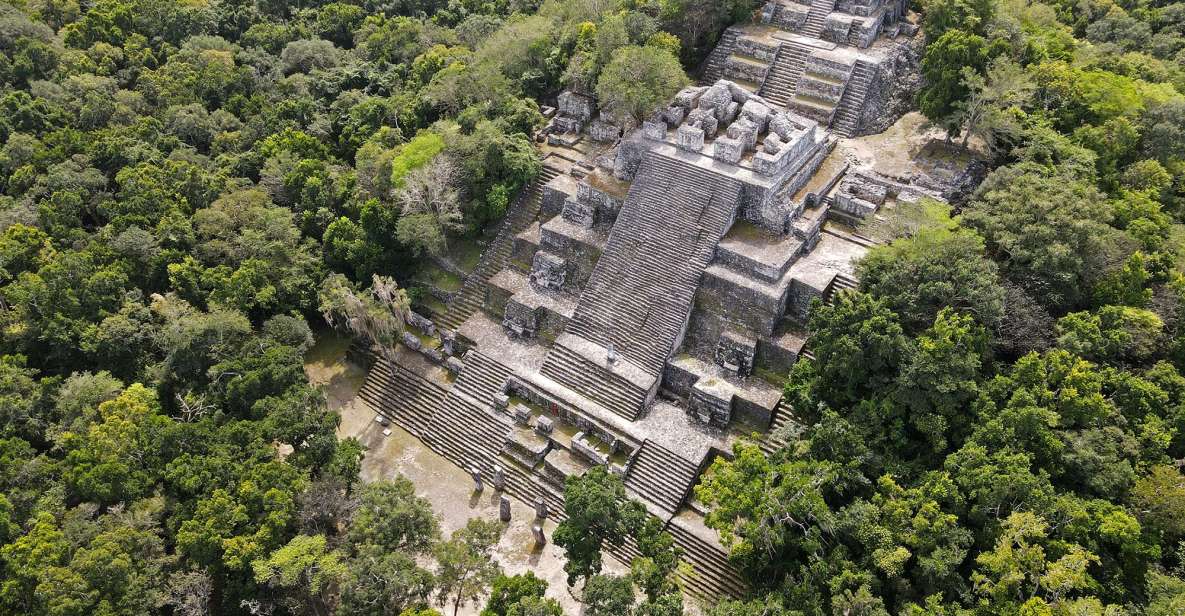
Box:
xmin=357 ymin=0 xmax=976 ymax=600
xmin=703 ymin=0 xmax=921 ymax=136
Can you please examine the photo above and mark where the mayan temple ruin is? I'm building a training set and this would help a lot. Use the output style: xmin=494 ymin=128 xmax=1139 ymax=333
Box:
xmin=359 ymin=0 xmax=970 ymax=599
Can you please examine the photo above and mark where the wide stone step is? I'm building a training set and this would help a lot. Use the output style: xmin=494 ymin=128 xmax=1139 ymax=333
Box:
xmin=624 ymin=441 xmax=701 ymax=517
xmin=540 ymin=343 xmax=647 ymax=421
xmin=424 ymin=392 xmax=512 ymax=473
xmin=666 ymin=520 xmax=748 ymax=599
xmin=359 ymin=360 xmax=448 ymax=438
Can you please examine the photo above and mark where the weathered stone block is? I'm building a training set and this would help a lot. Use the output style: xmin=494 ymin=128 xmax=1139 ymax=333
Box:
xmin=822 ymin=14 xmax=853 ymax=44
xmin=557 ymin=91 xmax=596 ymax=122
xmin=740 ymin=99 xmax=772 ymax=133
xmin=503 ymin=298 xmax=538 ymax=339
xmin=688 ymin=377 xmax=735 ymax=428
xmin=715 ymin=330 xmax=758 ymax=377
xmin=798 ymin=73 xmax=845 ymax=104
xmin=588 ymin=117 xmax=621 ymax=142
xmin=769 ymin=113 xmax=798 ymax=140
xmin=534 ymin=415 xmax=554 ymax=435
xmin=504 ymin=426 xmax=550 ymax=466
xmin=541 ymin=176 xmax=575 ymax=219
xmin=735 ymin=37 xmax=780 ymax=62
xmin=642 ymin=120 xmax=666 ymax=141
xmin=613 ymin=134 xmax=647 ymax=180
xmin=723 ymin=101 xmax=741 ymax=125
xmin=713 ymin=136 xmax=744 ymax=165
xmin=510 ymin=403 xmax=533 ymax=425
xmin=687 ymin=107 xmax=719 ymax=138
xmin=407 ymin=311 xmax=435 ymax=336
xmin=552 ymin=116 xmax=582 ymax=134
xmin=763 ymin=133 xmax=783 ymax=154
xmin=661 ymin=106 xmax=686 ymax=127
xmin=727 ymin=117 xmax=760 ymax=152
xmin=724 ymin=55 xmax=770 ymax=84
xmin=561 ymin=195 xmax=595 ymax=228
xmin=834 ymin=192 xmax=878 ymax=217
xmin=446 ymin=356 xmax=465 ymax=375
xmin=698 ymin=83 xmax=733 ymax=120
xmin=576 ymin=182 xmax=623 ymax=220
xmin=842 ymin=176 xmax=889 ymax=205
xmin=677 ymin=125 xmax=705 ymax=152
xmin=674 ymin=86 xmax=707 ymax=109
xmin=720 ymin=81 xmax=746 ymax=103
xmin=529 ymin=251 xmax=567 ymax=291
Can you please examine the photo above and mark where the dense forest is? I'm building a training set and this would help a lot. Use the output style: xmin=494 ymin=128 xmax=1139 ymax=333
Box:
xmin=0 ymin=0 xmax=748 ymax=614
xmin=0 ymin=0 xmax=1183 ymax=614
xmin=696 ymin=0 xmax=1185 ymax=613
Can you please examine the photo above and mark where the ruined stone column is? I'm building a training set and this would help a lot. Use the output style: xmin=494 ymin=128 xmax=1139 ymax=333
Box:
xmin=492 ymin=465 xmax=506 ymax=491
xmin=532 ymin=523 xmax=546 ymax=546
xmin=470 ymin=467 xmax=483 ymax=492
xmin=499 ymin=496 xmax=512 ymax=522
xmin=534 ymin=497 xmax=549 ymax=519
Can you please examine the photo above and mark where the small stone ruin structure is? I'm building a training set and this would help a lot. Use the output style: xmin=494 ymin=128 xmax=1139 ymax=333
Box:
xmin=703 ymin=0 xmax=921 ymax=136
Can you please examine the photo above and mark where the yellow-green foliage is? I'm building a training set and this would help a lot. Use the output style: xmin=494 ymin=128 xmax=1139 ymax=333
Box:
xmin=390 ymin=131 xmax=445 ymax=189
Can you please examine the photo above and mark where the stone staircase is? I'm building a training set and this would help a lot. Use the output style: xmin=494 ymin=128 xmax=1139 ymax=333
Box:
xmin=423 ymin=352 xmax=515 ymax=472
xmin=824 ymin=271 xmax=859 ymax=304
xmin=701 ymin=28 xmax=740 ymax=84
xmin=541 ymin=153 xmax=743 ymax=418
xmin=667 ymin=518 xmax=748 ymax=599
xmin=437 ymin=165 xmax=563 ymax=331
xmin=759 ymin=400 xmax=798 ymax=456
xmin=358 ymin=358 xmax=448 ymax=438
xmin=830 ymin=59 xmax=873 ymax=137
xmin=624 ymin=441 xmax=702 ymax=519
xmin=541 ymin=341 xmax=649 ymax=421
xmin=788 ymin=65 xmax=849 ymax=125
xmin=759 ymin=41 xmax=811 ymax=108
xmin=559 ymin=154 xmax=743 ymax=373
xmin=802 ymin=0 xmax=836 ymax=37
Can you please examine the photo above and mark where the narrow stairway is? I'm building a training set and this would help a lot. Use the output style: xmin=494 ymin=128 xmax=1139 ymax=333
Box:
xmin=760 ymin=41 xmax=811 ymax=108
xmin=830 ymin=60 xmax=873 ymax=137
xmin=701 ymin=29 xmax=740 ymax=85
xmin=759 ymin=400 xmax=799 ymax=456
xmin=438 ymin=164 xmax=563 ymax=331
xmin=802 ymin=0 xmax=836 ymax=37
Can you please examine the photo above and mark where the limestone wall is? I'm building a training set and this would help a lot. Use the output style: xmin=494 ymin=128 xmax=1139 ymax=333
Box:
xmin=764 ymin=2 xmax=808 ymax=30
xmin=735 ymin=36 xmax=780 ymax=62
xmin=855 ymin=36 xmax=923 ymax=136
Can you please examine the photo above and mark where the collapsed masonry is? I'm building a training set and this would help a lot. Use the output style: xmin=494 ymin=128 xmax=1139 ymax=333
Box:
xmin=359 ymin=6 xmax=940 ymax=602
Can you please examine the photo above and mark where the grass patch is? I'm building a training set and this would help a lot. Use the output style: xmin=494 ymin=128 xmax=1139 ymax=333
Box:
xmin=304 ymin=328 xmax=352 ymax=369
xmin=415 ymin=295 xmax=449 ymax=318
xmin=448 ymin=237 xmax=484 ymax=274
xmin=415 ymin=263 xmax=464 ymax=294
